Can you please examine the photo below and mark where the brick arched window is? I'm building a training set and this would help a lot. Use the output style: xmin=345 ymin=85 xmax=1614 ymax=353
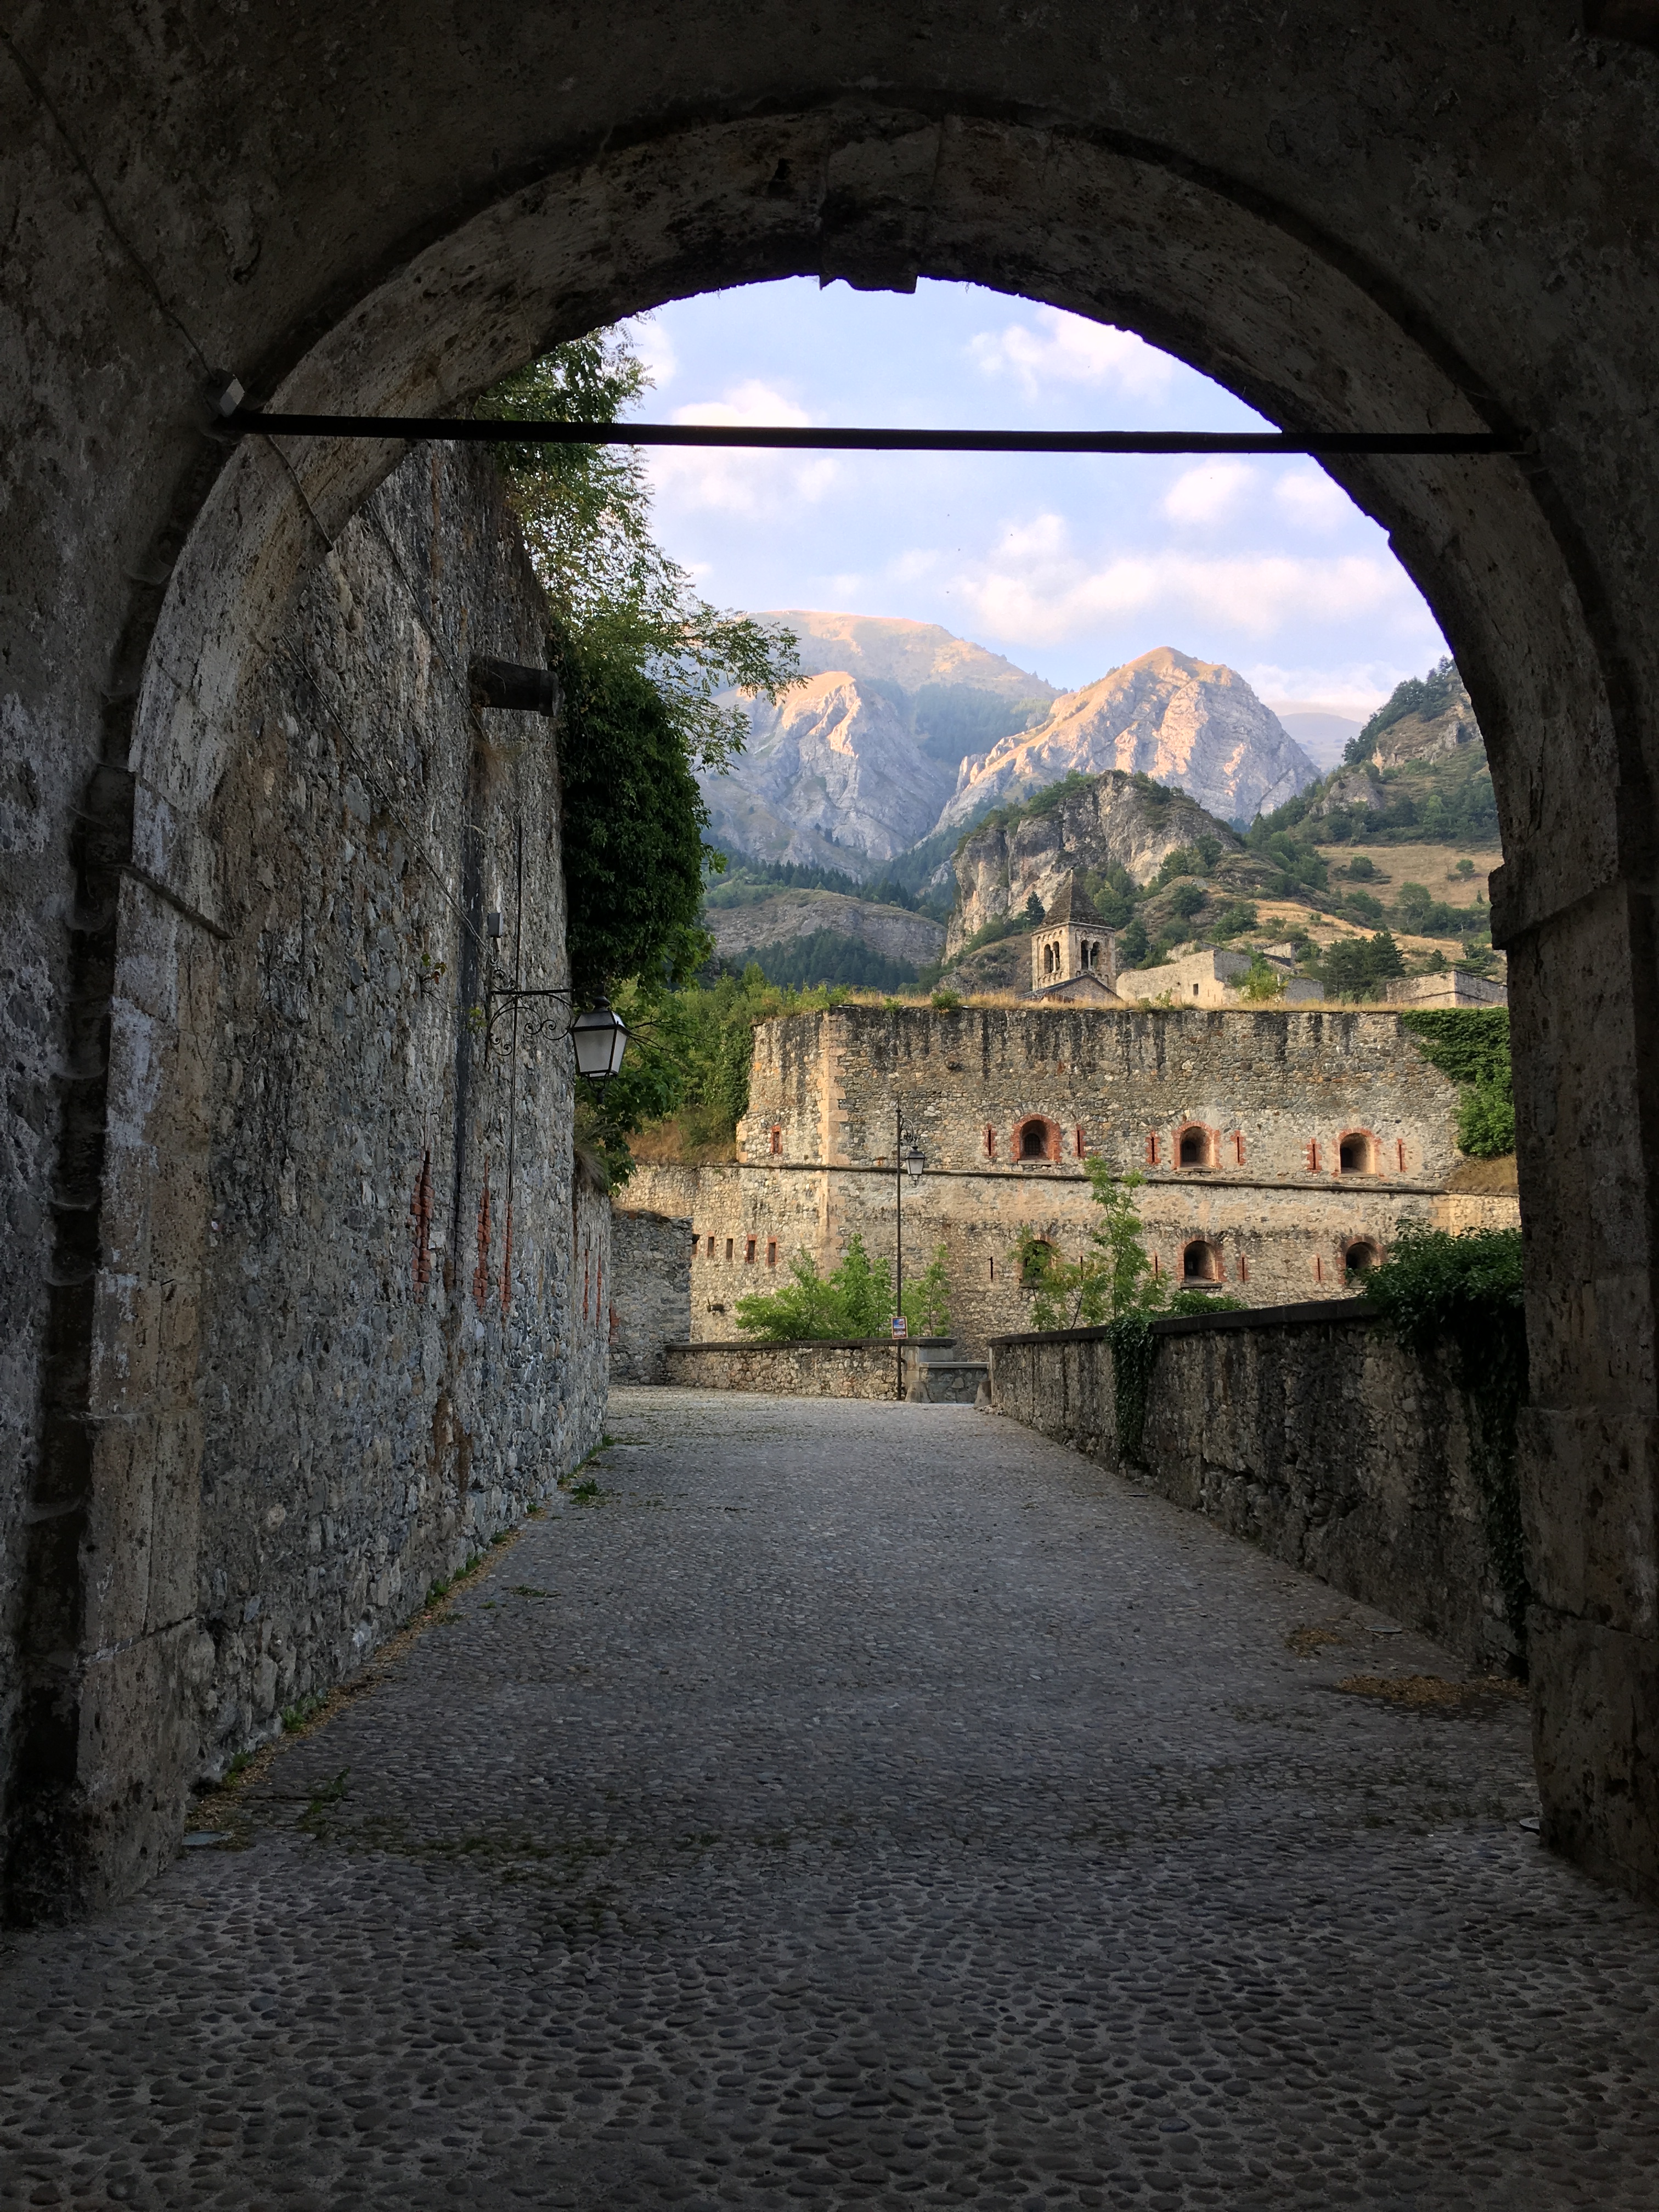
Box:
xmin=1015 ymin=1115 xmax=1057 ymax=1163
xmin=1345 ymin=1238 xmax=1381 ymax=1279
xmin=1176 ymin=1123 xmax=1216 ymax=1169
xmin=1182 ymin=1239 xmax=1222 ymax=1284
xmin=1338 ymin=1130 xmax=1379 ymax=1175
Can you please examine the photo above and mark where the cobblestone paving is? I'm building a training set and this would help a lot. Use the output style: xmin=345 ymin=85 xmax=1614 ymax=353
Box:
xmin=4 ymin=1389 xmax=1659 ymax=2210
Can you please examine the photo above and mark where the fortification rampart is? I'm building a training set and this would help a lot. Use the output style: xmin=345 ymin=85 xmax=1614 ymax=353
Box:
xmin=624 ymin=1005 xmax=1510 ymax=1360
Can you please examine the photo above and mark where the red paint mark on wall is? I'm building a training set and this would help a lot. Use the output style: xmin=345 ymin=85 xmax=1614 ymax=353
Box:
xmin=1306 ymin=1139 xmax=1321 ymax=1172
xmin=472 ymin=1178 xmax=492 ymax=1310
xmin=1233 ymin=1131 xmax=1246 ymax=1166
xmin=410 ymin=1149 xmax=433 ymax=1288
xmin=1146 ymin=1131 xmax=1160 ymax=1166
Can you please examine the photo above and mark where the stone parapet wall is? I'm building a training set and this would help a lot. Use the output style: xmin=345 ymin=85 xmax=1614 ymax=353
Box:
xmin=989 ymin=1303 xmax=1516 ymax=1673
xmin=610 ymin=1207 xmax=692 ymax=1382
xmin=663 ymin=1338 xmax=951 ymax=1401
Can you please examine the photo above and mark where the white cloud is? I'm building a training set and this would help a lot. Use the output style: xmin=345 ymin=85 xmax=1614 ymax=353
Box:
xmin=1161 ymin=460 xmax=1256 ymax=527
xmin=968 ymin=307 xmax=1177 ymax=402
xmin=949 ymin=512 xmax=1432 ymax=649
xmin=646 ymin=380 xmax=839 ymax=517
xmin=1272 ymin=467 xmax=1353 ymax=533
xmin=1249 ymin=664 xmax=1431 ymax=719
xmin=887 ymin=547 xmax=943 ymax=585
xmin=627 ymin=314 xmax=678 ymax=393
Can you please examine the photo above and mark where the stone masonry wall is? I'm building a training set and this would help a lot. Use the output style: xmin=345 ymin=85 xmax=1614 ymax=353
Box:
xmin=1 ymin=444 xmax=610 ymax=1916
xmin=625 ymin=1005 xmax=1509 ymax=1360
xmin=189 ymin=445 xmax=609 ymax=1769
xmin=610 ymin=1207 xmax=692 ymax=1383
xmin=989 ymin=1305 xmax=1516 ymax=1674
xmin=663 ymin=1339 xmax=937 ymax=1400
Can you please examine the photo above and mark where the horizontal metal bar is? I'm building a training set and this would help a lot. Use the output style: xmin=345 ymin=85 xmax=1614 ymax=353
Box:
xmin=224 ymin=409 xmax=1524 ymax=457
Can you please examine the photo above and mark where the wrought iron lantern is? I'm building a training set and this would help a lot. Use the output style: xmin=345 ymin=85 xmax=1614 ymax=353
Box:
xmin=570 ymin=997 xmax=629 ymax=1092
xmin=902 ymin=1137 xmax=926 ymax=1186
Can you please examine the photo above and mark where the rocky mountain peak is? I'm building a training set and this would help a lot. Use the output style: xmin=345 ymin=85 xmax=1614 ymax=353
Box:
xmin=934 ymin=646 xmax=1320 ymax=834
xmin=945 ymin=771 xmax=1240 ymax=955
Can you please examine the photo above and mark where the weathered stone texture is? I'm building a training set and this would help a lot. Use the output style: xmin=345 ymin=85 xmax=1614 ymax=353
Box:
xmin=1 ymin=445 xmax=607 ymax=1917
xmin=664 ymin=1338 xmax=934 ymax=1400
xmin=187 ymin=447 xmax=607 ymax=1768
xmin=990 ymin=1304 xmax=1516 ymax=1674
xmin=609 ymin=1208 xmax=692 ymax=1384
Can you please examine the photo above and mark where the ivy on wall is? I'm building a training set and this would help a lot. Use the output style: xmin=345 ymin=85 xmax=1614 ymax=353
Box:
xmin=1399 ymin=1007 xmax=1515 ymax=1158
xmin=1363 ymin=1222 xmax=1530 ymax=1671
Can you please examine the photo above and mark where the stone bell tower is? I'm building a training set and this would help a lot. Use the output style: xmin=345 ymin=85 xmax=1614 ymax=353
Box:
xmin=1030 ymin=873 xmax=1120 ymax=1001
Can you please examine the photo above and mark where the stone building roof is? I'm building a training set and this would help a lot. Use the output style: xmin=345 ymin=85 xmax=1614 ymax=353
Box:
xmin=1039 ymin=872 xmax=1105 ymax=928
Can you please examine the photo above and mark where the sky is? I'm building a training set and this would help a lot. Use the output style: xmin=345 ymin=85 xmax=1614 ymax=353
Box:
xmin=625 ymin=278 xmax=1448 ymax=735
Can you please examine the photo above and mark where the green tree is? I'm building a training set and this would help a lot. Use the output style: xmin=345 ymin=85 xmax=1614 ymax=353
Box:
xmin=735 ymin=1233 xmax=893 ymax=1341
xmin=1013 ymin=1163 xmax=1171 ymax=1331
xmin=1398 ymin=1007 xmax=1515 ymax=1159
xmin=900 ymin=1244 xmax=952 ymax=1337
xmin=478 ymin=328 xmax=801 ymax=1176
xmin=480 ymin=332 xmax=799 ymax=774
xmin=1239 ymin=952 xmax=1284 ymax=1002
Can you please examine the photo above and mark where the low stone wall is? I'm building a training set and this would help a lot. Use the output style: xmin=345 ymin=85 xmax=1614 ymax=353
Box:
xmin=989 ymin=1302 xmax=1516 ymax=1673
xmin=663 ymin=1338 xmax=952 ymax=1400
xmin=610 ymin=1206 xmax=692 ymax=1382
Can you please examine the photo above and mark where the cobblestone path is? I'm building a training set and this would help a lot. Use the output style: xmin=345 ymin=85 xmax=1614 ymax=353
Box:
xmin=4 ymin=1389 xmax=1659 ymax=2210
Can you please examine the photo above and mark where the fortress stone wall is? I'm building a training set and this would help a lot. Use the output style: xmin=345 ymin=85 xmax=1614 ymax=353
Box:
xmin=623 ymin=1006 xmax=1517 ymax=1360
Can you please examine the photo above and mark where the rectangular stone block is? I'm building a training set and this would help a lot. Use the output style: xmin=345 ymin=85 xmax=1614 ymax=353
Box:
xmin=1519 ymin=1404 xmax=1659 ymax=1634
xmin=1529 ymin=1605 xmax=1659 ymax=1902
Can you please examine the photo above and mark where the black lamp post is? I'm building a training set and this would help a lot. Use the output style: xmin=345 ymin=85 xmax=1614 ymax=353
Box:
xmin=894 ymin=1109 xmax=926 ymax=1401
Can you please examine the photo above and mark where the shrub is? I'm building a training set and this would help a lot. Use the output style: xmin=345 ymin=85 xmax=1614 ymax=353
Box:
xmin=1398 ymin=1008 xmax=1514 ymax=1160
xmin=735 ymin=1232 xmax=891 ymax=1341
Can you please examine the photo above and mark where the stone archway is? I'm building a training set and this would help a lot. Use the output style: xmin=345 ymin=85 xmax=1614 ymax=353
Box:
xmin=4 ymin=12 xmax=1658 ymax=1914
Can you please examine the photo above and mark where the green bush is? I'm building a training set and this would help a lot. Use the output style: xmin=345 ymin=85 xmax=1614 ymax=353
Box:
xmin=735 ymin=1233 xmax=892 ymax=1341
xmin=1399 ymin=1008 xmax=1514 ymax=1160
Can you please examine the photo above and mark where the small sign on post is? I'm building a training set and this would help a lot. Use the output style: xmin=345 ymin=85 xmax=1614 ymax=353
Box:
xmin=890 ymin=1315 xmax=908 ymax=1339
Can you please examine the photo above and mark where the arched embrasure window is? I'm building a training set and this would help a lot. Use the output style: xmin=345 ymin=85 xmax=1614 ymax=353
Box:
xmin=1020 ymin=1238 xmax=1056 ymax=1286
xmin=1017 ymin=1117 xmax=1053 ymax=1162
xmin=1338 ymin=1130 xmax=1378 ymax=1175
xmin=1177 ymin=1124 xmax=1214 ymax=1169
xmin=1345 ymin=1238 xmax=1381 ymax=1279
xmin=1182 ymin=1239 xmax=1221 ymax=1284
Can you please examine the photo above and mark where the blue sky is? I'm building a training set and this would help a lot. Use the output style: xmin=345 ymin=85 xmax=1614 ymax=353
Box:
xmin=629 ymin=279 xmax=1448 ymax=731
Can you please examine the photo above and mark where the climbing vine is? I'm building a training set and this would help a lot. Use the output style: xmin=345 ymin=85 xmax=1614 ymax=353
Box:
xmin=1398 ymin=1007 xmax=1514 ymax=1158
xmin=1363 ymin=1221 xmax=1530 ymax=1670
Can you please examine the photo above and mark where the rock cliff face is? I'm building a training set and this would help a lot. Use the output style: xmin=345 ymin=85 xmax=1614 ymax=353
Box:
xmin=1368 ymin=667 xmax=1483 ymax=769
xmin=935 ymin=647 xmax=1319 ymax=832
xmin=701 ymin=671 xmax=956 ymax=870
xmin=945 ymin=772 xmax=1239 ymax=954
xmin=764 ymin=609 xmax=1056 ymax=701
xmin=702 ymin=613 xmax=1057 ymax=871
xmin=706 ymin=889 xmax=946 ymax=967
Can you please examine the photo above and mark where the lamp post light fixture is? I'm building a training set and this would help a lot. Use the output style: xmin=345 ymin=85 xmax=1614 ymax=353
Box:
xmin=569 ymin=996 xmax=629 ymax=1095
